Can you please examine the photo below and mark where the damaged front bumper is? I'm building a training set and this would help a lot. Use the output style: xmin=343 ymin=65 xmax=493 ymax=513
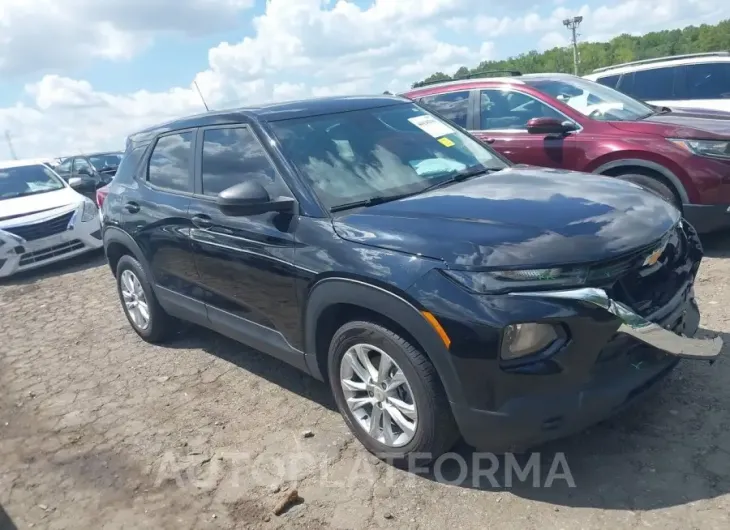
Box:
xmin=513 ymin=286 xmax=723 ymax=360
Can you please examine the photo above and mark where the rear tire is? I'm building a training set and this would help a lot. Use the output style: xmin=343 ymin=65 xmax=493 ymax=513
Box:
xmin=115 ymin=255 xmax=175 ymax=343
xmin=614 ymin=173 xmax=681 ymax=210
xmin=328 ymin=320 xmax=459 ymax=466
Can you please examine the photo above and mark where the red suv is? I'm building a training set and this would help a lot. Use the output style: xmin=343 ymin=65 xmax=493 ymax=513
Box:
xmin=403 ymin=73 xmax=730 ymax=233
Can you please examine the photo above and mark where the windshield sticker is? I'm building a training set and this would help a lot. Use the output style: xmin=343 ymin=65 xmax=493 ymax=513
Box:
xmin=438 ymin=137 xmax=455 ymax=147
xmin=408 ymin=115 xmax=455 ymax=138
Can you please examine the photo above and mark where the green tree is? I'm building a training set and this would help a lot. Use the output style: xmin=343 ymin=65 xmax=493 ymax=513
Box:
xmin=412 ymin=19 xmax=730 ymax=88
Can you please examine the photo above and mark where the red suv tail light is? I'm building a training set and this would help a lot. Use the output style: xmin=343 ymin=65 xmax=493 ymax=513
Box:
xmin=96 ymin=185 xmax=110 ymax=208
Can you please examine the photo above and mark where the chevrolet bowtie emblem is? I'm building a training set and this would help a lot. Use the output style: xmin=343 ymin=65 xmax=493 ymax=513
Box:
xmin=643 ymin=247 xmax=663 ymax=267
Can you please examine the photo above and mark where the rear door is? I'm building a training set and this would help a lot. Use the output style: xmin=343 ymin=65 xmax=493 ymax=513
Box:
xmin=120 ymin=130 xmax=204 ymax=309
xmin=472 ymin=88 xmax=580 ymax=169
xmin=187 ymin=124 xmax=303 ymax=365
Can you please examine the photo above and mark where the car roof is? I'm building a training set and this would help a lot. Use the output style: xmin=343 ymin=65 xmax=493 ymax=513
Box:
xmin=128 ymin=94 xmax=411 ymax=144
xmin=0 ymin=159 xmax=53 ymax=170
xmin=402 ymin=72 xmax=580 ymax=96
xmin=585 ymin=53 xmax=730 ymax=79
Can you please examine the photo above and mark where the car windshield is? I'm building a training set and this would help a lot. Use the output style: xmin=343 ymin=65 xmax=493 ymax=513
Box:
xmin=523 ymin=77 xmax=655 ymax=121
xmin=88 ymin=153 xmax=123 ymax=170
xmin=0 ymin=164 xmax=66 ymax=200
xmin=269 ymin=102 xmax=507 ymax=210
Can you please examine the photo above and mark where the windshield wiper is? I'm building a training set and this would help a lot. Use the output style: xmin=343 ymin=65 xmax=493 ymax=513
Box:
xmin=330 ymin=193 xmax=415 ymax=212
xmin=420 ymin=165 xmax=498 ymax=193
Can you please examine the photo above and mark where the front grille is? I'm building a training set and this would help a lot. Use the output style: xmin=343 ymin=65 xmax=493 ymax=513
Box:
xmin=3 ymin=211 xmax=75 ymax=242
xmin=19 ymin=239 xmax=84 ymax=266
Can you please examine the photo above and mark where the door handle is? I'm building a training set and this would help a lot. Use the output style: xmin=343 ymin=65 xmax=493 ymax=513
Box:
xmin=124 ymin=201 xmax=140 ymax=213
xmin=482 ymin=138 xmax=496 ymax=144
xmin=191 ymin=214 xmax=213 ymax=229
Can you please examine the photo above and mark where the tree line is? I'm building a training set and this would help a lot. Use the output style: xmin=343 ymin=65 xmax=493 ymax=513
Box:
xmin=412 ymin=19 xmax=730 ymax=88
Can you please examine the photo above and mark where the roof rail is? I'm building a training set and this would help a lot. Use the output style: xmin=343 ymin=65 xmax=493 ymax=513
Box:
xmin=592 ymin=51 xmax=730 ymax=74
xmin=417 ymin=70 xmax=522 ymax=88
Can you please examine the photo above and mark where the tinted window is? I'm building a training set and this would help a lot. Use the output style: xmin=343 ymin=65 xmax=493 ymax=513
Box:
xmin=73 ymin=158 xmax=93 ymax=173
xmin=480 ymin=89 xmax=567 ymax=130
xmin=419 ymin=91 xmax=469 ymax=128
xmin=270 ymin=102 xmax=505 ymax=210
xmin=595 ymin=74 xmax=620 ymax=88
xmin=56 ymin=158 xmax=72 ymax=174
xmin=147 ymin=132 xmax=193 ymax=192
xmin=201 ymin=127 xmax=280 ymax=197
xmin=622 ymin=67 xmax=677 ymax=100
xmin=89 ymin=153 xmax=123 ymax=170
xmin=684 ymin=63 xmax=730 ymax=99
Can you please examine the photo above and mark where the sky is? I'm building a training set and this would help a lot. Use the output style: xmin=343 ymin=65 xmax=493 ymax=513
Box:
xmin=0 ymin=0 xmax=727 ymax=159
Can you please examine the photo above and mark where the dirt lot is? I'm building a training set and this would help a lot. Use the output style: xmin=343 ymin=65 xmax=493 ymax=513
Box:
xmin=2 ymin=235 xmax=730 ymax=530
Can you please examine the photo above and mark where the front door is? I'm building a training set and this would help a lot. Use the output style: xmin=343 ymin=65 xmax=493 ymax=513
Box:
xmin=188 ymin=124 xmax=304 ymax=366
xmin=472 ymin=88 xmax=579 ymax=169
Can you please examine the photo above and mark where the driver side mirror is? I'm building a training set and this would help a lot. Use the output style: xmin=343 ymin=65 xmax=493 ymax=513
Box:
xmin=216 ymin=179 xmax=297 ymax=217
xmin=526 ymin=117 xmax=578 ymax=135
xmin=68 ymin=175 xmax=97 ymax=193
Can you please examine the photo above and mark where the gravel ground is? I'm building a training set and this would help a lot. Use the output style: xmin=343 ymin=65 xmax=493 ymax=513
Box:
xmin=2 ymin=235 xmax=730 ymax=530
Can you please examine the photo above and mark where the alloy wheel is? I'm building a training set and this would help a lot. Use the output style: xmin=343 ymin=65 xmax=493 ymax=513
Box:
xmin=120 ymin=269 xmax=150 ymax=330
xmin=339 ymin=343 xmax=418 ymax=447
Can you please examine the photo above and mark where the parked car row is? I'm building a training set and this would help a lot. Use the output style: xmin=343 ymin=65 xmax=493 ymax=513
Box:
xmin=97 ymin=91 xmax=723 ymax=464
xmin=403 ymin=71 xmax=730 ymax=234
xmin=2 ymin=58 xmax=727 ymax=464
xmin=0 ymin=160 xmax=104 ymax=278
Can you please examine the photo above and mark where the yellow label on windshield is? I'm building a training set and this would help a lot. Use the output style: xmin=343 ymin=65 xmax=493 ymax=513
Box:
xmin=438 ymin=137 xmax=455 ymax=147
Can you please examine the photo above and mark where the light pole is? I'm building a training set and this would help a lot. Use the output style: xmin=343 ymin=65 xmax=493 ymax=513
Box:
xmin=4 ymin=130 xmax=17 ymax=160
xmin=563 ymin=16 xmax=583 ymax=76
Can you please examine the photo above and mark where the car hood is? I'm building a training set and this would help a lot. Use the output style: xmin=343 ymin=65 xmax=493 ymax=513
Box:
xmin=0 ymin=187 xmax=81 ymax=224
xmin=610 ymin=109 xmax=730 ymax=138
xmin=332 ymin=167 xmax=680 ymax=268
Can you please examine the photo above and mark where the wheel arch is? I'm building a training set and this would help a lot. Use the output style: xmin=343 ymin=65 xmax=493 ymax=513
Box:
xmin=103 ymin=227 xmax=152 ymax=279
xmin=592 ymin=158 xmax=690 ymax=204
xmin=303 ymin=277 xmax=465 ymax=405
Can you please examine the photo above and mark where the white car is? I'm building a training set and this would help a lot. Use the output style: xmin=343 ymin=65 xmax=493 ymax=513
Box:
xmin=584 ymin=51 xmax=730 ymax=113
xmin=0 ymin=160 xmax=103 ymax=278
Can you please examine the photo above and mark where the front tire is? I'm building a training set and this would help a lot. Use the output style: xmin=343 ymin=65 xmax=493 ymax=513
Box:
xmin=115 ymin=255 xmax=174 ymax=343
xmin=328 ymin=320 xmax=458 ymax=464
xmin=615 ymin=173 xmax=681 ymax=210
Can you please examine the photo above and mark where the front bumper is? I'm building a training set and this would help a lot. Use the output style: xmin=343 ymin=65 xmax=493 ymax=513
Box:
xmin=0 ymin=208 xmax=103 ymax=279
xmin=683 ymin=204 xmax=730 ymax=234
xmin=452 ymin=284 xmax=722 ymax=452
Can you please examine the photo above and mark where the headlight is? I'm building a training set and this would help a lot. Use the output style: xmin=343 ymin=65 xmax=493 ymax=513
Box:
xmin=81 ymin=198 xmax=98 ymax=222
xmin=668 ymin=138 xmax=730 ymax=160
xmin=501 ymin=323 xmax=559 ymax=360
xmin=442 ymin=267 xmax=587 ymax=294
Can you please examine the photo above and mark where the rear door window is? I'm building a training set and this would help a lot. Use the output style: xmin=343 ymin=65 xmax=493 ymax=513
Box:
xmin=683 ymin=63 xmax=730 ymax=99
xmin=619 ymin=67 xmax=678 ymax=100
xmin=147 ymin=131 xmax=194 ymax=193
xmin=418 ymin=91 xmax=470 ymax=128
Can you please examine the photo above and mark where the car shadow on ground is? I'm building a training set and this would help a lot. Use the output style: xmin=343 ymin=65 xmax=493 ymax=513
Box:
xmin=165 ymin=326 xmax=337 ymax=412
xmin=0 ymin=249 xmax=106 ymax=286
xmin=163 ymin=319 xmax=730 ymax=511
xmin=700 ymin=231 xmax=730 ymax=258
xmin=0 ymin=503 xmax=18 ymax=530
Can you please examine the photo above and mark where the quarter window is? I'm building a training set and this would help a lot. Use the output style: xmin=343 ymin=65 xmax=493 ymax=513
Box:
xmin=201 ymin=127 xmax=283 ymax=197
xmin=595 ymin=74 xmax=620 ymax=89
xmin=419 ymin=91 xmax=470 ymax=128
xmin=147 ymin=132 xmax=193 ymax=192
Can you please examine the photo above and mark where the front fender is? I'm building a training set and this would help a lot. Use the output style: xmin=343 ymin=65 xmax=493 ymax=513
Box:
xmin=303 ymin=277 xmax=466 ymax=405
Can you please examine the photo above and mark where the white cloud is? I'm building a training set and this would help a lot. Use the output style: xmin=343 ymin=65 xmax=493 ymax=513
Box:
xmin=0 ymin=0 xmax=728 ymax=159
xmin=0 ymin=0 xmax=255 ymax=75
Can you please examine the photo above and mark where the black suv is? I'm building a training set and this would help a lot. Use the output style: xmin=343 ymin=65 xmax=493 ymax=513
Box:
xmin=101 ymin=95 xmax=722 ymax=461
